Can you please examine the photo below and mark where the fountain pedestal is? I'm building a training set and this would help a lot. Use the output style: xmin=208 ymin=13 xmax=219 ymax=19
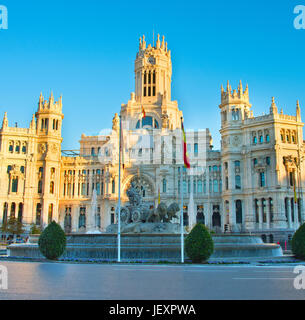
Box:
xmin=8 ymin=233 xmax=283 ymax=261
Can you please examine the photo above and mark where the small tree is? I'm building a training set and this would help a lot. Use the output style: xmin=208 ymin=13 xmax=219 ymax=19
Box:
xmin=6 ymin=216 xmax=25 ymax=240
xmin=38 ymin=221 xmax=66 ymax=260
xmin=292 ymin=223 xmax=305 ymax=260
xmin=30 ymin=223 xmax=42 ymax=235
xmin=0 ymin=221 xmax=8 ymax=242
xmin=185 ymin=223 xmax=214 ymax=263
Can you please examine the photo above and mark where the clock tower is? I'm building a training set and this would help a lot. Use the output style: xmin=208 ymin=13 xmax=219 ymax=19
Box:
xmin=121 ymin=35 xmax=182 ymax=131
xmin=135 ymin=34 xmax=172 ymax=103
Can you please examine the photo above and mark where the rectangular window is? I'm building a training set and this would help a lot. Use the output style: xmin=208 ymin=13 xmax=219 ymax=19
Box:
xmin=194 ymin=143 xmax=198 ymax=156
xmin=260 ymin=172 xmax=265 ymax=187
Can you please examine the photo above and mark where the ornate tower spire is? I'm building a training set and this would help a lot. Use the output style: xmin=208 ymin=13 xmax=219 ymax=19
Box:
xmin=296 ymin=100 xmax=301 ymax=121
xmin=1 ymin=112 xmax=8 ymax=130
xmin=30 ymin=113 xmax=36 ymax=130
xmin=238 ymin=80 xmax=243 ymax=97
xmin=156 ymin=34 xmax=161 ymax=49
xmin=161 ymin=35 xmax=165 ymax=50
xmin=270 ymin=96 xmax=278 ymax=114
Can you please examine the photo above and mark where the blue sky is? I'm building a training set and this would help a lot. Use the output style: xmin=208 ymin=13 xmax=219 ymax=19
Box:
xmin=0 ymin=0 xmax=304 ymax=150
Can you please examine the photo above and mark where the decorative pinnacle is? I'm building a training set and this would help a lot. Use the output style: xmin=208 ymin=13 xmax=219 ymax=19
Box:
xmin=270 ymin=96 xmax=278 ymax=114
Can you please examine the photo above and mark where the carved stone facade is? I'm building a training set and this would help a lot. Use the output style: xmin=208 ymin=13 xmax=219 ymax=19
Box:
xmin=0 ymin=36 xmax=304 ymax=244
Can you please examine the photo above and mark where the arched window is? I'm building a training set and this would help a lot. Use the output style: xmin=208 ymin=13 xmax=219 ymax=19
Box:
xmin=112 ymin=179 xmax=115 ymax=194
xmin=236 ymin=200 xmax=242 ymax=224
xmin=196 ymin=205 xmax=204 ymax=224
xmin=18 ymin=203 xmax=23 ymax=223
xmin=50 ymin=181 xmax=54 ymax=194
xmin=91 ymin=147 xmax=95 ymax=156
xmin=235 ymin=175 xmax=241 ymax=189
xmin=38 ymin=180 xmax=43 ymax=194
xmin=253 ymin=136 xmax=257 ymax=144
xmin=9 ymin=141 xmax=14 ymax=153
xmin=36 ymin=204 xmax=42 ymax=225
xmin=142 ymin=116 xmax=153 ymax=127
xmin=213 ymin=179 xmax=218 ymax=193
xmin=11 ymin=178 xmax=18 ymax=193
xmin=262 ymin=199 xmax=267 ymax=223
xmin=212 ymin=211 xmax=221 ymax=227
xmin=266 ymin=134 xmax=270 ymax=143
xmin=2 ymin=203 xmax=8 ymax=224
xmin=255 ymin=199 xmax=259 ymax=223
xmin=269 ymin=198 xmax=274 ymax=222
xmin=15 ymin=142 xmax=20 ymax=153
xmin=162 ymin=178 xmax=166 ymax=193
xmin=260 ymin=172 xmax=265 ymax=187
xmin=79 ymin=207 xmax=86 ymax=229
xmin=269 ymin=234 xmax=274 ymax=243
xmin=22 ymin=143 xmax=27 ymax=154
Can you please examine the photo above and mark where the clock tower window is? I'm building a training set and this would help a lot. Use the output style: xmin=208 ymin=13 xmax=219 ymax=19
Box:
xmin=143 ymin=70 xmax=156 ymax=97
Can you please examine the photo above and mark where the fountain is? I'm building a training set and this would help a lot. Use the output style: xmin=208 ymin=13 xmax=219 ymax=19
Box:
xmin=8 ymin=183 xmax=283 ymax=261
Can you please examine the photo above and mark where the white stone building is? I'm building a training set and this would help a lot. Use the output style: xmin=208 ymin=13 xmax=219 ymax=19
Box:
xmin=0 ymin=35 xmax=304 ymax=244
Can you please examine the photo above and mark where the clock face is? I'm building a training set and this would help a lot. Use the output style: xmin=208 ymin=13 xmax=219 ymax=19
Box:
xmin=148 ymin=56 xmax=155 ymax=64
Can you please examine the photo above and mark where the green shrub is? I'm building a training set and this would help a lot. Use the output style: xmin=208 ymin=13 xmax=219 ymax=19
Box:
xmin=185 ymin=223 xmax=214 ymax=263
xmin=30 ymin=224 xmax=41 ymax=235
xmin=38 ymin=221 xmax=66 ymax=260
xmin=292 ymin=223 xmax=305 ymax=260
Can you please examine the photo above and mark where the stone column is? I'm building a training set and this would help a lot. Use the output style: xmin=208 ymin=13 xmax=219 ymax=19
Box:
xmin=204 ymin=202 xmax=210 ymax=229
xmin=72 ymin=205 xmax=79 ymax=233
xmin=287 ymin=199 xmax=292 ymax=229
xmin=266 ymin=200 xmax=271 ymax=230
xmin=294 ymin=200 xmax=299 ymax=230
xmin=245 ymin=197 xmax=255 ymax=231
xmin=229 ymin=199 xmax=236 ymax=232
xmin=258 ymin=200 xmax=263 ymax=230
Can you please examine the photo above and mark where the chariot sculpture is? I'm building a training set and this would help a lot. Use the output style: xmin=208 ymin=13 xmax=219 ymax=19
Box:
xmin=118 ymin=181 xmax=180 ymax=224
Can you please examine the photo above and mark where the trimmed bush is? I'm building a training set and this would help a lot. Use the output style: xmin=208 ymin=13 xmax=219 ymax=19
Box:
xmin=38 ymin=221 xmax=66 ymax=260
xmin=292 ymin=223 xmax=305 ymax=260
xmin=185 ymin=223 xmax=214 ymax=263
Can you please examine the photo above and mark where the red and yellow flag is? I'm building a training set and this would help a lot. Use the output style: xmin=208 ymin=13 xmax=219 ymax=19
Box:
xmin=181 ymin=119 xmax=190 ymax=169
xmin=142 ymin=106 xmax=146 ymax=119
xmin=158 ymin=186 xmax=160 ymax=204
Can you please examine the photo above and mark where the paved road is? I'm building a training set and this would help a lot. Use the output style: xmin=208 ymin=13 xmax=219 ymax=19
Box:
xmin=0 ymin=261 xmax=305 ymax=300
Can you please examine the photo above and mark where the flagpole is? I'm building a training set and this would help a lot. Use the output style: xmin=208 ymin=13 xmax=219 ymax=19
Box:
xmin=180 ymin=164 xmax=184 ymax=263
xmin=117 ymin=114 xmax=122 ymax=262
xmin=180 ymin=116 xmax=184 ymax=263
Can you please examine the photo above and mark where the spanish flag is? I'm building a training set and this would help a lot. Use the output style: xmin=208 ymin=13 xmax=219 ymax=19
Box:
xmin=142 ymin=106 xmax=146 ymax=119
xmin=181 ymin=119 xmax=190 ymax=169
xmin=158 ymin=186 xmax=160 ymax=204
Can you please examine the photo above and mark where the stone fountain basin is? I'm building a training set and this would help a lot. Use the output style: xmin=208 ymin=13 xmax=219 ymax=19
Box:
xmin=7 ymin=233 xmax=283 ymax=261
